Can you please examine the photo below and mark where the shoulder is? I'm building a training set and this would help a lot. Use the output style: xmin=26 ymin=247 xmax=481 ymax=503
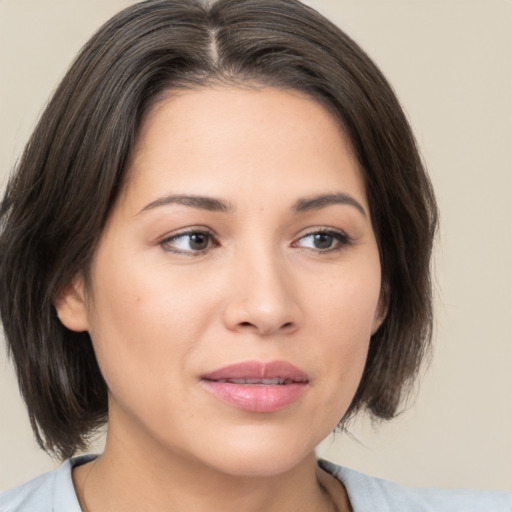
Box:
xmin=319 ymin=459 xmax=512 ymax=512
xmin=0 ymin=455 xmax=94 ymax=512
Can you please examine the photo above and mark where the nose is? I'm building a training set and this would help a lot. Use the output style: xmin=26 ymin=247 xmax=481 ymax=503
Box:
xmin=222 ymin=248 xmax=301 ymax=336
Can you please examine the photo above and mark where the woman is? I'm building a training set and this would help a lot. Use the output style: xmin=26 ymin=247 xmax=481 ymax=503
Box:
xmin=0 ymin=0 xmax=510 ymax=510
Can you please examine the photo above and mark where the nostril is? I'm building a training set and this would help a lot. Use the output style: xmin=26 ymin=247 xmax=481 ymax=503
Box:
xmin=237 ymin=320 xmax=294 ymax=332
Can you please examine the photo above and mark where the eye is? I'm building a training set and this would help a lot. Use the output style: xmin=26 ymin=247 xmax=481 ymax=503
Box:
xmin=159 ymin=230 xmax=217 ymax=254
xmin=294 ymin=230 xmax=349 ymax=252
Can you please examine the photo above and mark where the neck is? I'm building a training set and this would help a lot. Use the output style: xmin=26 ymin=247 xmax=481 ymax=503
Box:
xmin=73 ymin=408 xmax=349 ymax=512
xmin=73 ymin=420 xmax=349 ymax=512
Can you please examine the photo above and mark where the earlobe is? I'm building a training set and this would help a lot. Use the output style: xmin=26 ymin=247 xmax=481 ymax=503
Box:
xmin=371 ymin=283 xmax=389 ymax=335
xmin=53 ymin=276 xmax=90 ymax=332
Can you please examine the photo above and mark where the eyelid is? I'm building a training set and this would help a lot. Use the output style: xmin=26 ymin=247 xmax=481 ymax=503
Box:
xmin=157 ymin=225 xmax=351 ymax=255
xmin=292 ymin=227 xmax=351 ymax=252
xmin=158 ymin=227 xmax=219 ymax=255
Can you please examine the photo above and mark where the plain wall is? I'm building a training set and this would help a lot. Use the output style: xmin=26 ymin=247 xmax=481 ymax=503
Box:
xmin=1 ymin=0 xmax=511 ymax=492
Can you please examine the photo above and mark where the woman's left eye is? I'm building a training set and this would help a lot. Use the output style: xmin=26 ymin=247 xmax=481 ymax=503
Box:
xmin=294 ymin=230 xmax=349 ymax=252
xmin=159 ymin=230 xmax=217 ymax=254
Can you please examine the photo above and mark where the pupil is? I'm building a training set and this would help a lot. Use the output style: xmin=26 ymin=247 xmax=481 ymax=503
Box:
xmin=314 ymin=233 xmax=333 ymax=249
xmin=190 ymin=233 xmax=208 ymax=250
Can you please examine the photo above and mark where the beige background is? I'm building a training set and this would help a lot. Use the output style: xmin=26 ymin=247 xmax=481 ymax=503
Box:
xmin=1 ymin=0 xmax=511 ymax=493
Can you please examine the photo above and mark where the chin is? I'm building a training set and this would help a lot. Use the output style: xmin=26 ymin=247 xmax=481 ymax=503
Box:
xmin=206 ymin=449 xmax=309 ymax=479
xmin=186 ymin=423 xmax=325 ymax=478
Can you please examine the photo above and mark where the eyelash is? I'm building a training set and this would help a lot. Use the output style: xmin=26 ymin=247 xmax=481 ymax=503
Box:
xmin=159 ymin=229 xmax=219 ymax=255
xmin=292 ymin=229 xmax=350 ymax=253
xmin=159 ymin=228 xmax=350 ymax=255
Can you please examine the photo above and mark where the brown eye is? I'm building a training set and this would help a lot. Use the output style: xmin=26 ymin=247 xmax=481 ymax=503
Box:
xmin=160 ymin=230 xmax=216 ymax=254
xmin=188 ymin=232 xmax=209 ymax=250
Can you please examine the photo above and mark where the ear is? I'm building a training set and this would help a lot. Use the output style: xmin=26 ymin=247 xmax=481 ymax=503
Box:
xmin=371 ymin=282 xmax=389 ymax=335
xmin=53 ymin=275 xmax=90 ymax=332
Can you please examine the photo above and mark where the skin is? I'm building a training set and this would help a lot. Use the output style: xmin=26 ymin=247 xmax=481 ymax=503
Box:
xmin=57 ymin=86 xmax=385 ymax=512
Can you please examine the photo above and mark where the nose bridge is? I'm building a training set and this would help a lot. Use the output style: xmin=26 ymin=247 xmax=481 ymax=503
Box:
xmin=224 ymin=238 xmax=299 ymax=335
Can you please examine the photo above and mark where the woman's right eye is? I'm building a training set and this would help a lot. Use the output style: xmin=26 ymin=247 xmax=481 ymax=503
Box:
xmin=159 ymin=230 xmax=217 ymax=254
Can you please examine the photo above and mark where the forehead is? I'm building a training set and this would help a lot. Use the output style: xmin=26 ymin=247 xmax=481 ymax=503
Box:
xmin=122 ymin=85 xmax=367 ymax=211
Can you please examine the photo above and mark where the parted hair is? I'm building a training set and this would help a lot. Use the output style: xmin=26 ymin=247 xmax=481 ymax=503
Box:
xmin=0 ymin=0 xmax=437 ymax=459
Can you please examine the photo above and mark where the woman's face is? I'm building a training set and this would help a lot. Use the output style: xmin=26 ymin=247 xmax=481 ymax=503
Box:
xmin=60 ymin=86 xmax=383 ymax=476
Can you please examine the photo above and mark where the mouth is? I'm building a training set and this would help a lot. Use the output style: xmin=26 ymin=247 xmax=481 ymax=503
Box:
xmin=209 ymin=378 xmax=295 ymax=385
xmin=200 ymin=360 xmax=309 ymax=413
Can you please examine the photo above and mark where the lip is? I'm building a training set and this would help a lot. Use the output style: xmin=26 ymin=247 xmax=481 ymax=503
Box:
xmin=200 ymin=360 xmax=309 ymax=413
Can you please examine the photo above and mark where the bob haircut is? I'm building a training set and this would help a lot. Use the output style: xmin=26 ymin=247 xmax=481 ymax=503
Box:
xmin=0 ymin=0 xmax=437 ymax=460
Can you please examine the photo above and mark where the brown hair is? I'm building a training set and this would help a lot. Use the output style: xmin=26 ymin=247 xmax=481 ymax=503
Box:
xmin=0 ymin=0 xmax=437 ymax=459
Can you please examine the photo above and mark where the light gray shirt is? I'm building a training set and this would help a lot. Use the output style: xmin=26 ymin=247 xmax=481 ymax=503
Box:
xmin=1 ymin=456 xmax=511 ymax=511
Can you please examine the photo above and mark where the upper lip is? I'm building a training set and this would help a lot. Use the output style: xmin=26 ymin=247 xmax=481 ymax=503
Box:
xmin=201 ymin=360 xmax=309 ymax=383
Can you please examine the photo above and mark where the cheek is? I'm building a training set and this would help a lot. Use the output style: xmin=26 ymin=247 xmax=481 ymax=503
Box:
xmin=310 ymin=254 xmax=382 ymax=339
xmin=305 ymin=256 xmax=381 ymax=397
xmin=85 ymin=260 xmax=217 ymax=403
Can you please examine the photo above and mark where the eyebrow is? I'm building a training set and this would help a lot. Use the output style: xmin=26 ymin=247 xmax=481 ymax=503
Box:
xmin=139 ymin=194 xmax=234 ymax=214
xmin=293 ymin=193 xmax=367 ymax=217
xmin=139 ymin=192 xmax=366 ymax=217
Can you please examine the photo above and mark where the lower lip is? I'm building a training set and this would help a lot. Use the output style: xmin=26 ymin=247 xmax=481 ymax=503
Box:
xmin=201 ymin=381 xmax=308 ymax=413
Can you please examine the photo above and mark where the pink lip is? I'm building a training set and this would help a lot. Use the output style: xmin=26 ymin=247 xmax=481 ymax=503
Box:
xmin=201 ymin=361 xmax=309 ymax=413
